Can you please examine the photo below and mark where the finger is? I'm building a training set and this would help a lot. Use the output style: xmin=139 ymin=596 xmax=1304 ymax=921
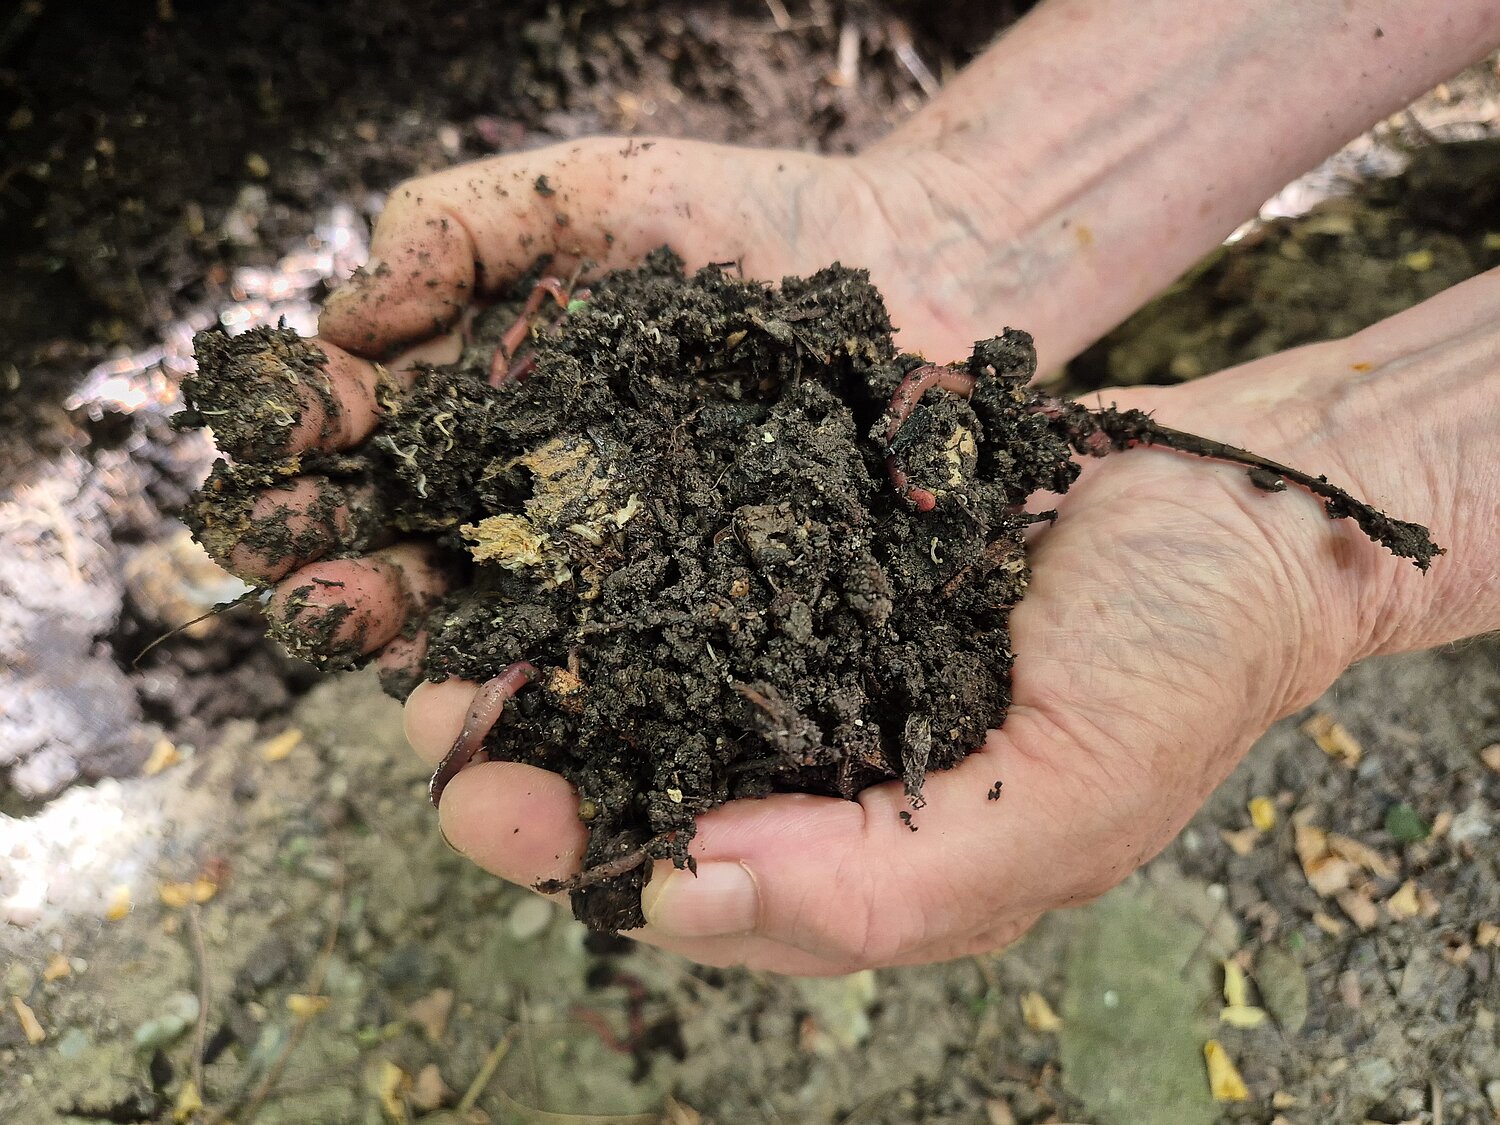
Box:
xmin=285 ymin=334 xmax=461 ymax=455
xmin=403 ymin=677 xmax=485 ymax=764
xmin=219 ymin=475 xmax=384 ymax=584
xmin=266 ymin=544 xmax=449 ymax=668
xmin=375 ymin=629 xmax=429 ymax=701
xmin=319 ymin=137 xmax=777 ymax=357
xmin=436 ymin=760 xmax=587 ymax=887
xmin=635 ymin=733 xmax=1125 ymax=967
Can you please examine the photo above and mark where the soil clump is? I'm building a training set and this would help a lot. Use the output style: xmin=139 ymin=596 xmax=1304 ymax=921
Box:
xmin=180 ymin=252 xmax=1436 ymax=931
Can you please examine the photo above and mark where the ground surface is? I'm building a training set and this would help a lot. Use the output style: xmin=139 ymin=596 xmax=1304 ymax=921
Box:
xmin=2 ymin=3 xmax=1498 ymax=1122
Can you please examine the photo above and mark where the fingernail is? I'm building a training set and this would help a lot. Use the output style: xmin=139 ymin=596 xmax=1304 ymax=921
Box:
xmin=641 ymin=861 xmax=759 ymax=938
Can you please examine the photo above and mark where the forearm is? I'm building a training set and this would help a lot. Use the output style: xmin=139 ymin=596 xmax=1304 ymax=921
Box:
xmin=867 ymin=0 xmax=1500 ymax=370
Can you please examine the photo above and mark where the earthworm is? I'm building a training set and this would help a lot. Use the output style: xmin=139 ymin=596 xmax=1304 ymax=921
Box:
xmin=428 ymin=661 xmax=538 ymax=806
xmin=881 ymin=364 xmax=978 ymax=511
xmin=488 ymin=276 xmax=570 ymax=386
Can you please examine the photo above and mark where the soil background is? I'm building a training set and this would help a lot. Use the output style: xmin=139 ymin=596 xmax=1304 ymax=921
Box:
xmin=1 ymin=3 xmax=1497 ymax=1123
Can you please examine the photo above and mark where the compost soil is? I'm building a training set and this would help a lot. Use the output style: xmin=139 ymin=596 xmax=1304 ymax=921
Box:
xmin=180 ymin=252 xmax=1434 ymax=932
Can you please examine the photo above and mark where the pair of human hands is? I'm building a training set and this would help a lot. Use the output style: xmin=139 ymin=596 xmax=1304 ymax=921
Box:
xmin=228 ymin=136 xmax=1420 ymax=974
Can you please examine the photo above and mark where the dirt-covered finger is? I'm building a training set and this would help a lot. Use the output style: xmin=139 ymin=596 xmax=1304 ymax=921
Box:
xmin=318 ymin=137 xmax=768 ymax=357
xmin=266 ymin=544 xmax=450 ymax=670
xmin=376 ymin=629 xmax=430 ymax=702
xmin=183 ymin=328 xmax=459 ymax=460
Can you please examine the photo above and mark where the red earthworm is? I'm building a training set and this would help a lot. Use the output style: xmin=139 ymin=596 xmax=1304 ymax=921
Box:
xmin=428 ymin=661 xmax=537 ymax=807
xmin=881 ymin=364 xmax=978 ymax=511
xmin=488 ymin=276 xmax=570 ymax=386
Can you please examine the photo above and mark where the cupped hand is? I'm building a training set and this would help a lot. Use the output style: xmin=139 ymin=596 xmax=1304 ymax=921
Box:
xmin=227 ymin=136 xmax=1011 ymax=685
xmin=401 ymin=335 xmax=1414 ymax=974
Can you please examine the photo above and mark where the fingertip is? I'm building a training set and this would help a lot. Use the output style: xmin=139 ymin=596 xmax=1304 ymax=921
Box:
xmin=403 ymin=677 xmax=479 ymax=764
xmin=436 ymin=761 xmax=586 ymax=886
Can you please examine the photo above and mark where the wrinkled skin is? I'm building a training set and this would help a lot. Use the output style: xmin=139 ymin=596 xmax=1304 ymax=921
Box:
xmin=223 ymin=136 xmax=1492 ymax=974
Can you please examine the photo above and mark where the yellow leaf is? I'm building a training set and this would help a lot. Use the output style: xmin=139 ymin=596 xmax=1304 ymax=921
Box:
xmin=1204 ymin=1039 xmax=1249 ymax=1101
xmin=1221 ymin=959 xmax=1249 ymax=1008
xmin=1403 ymin=248 xmax=1435 ymax=272
xmin=1020 ymin=991 xmax=1062 ymax=1032
xmin=377 ymin=1060 xmax=412 ymax=1122
xmin=143 ymin=738 xmax=182 ymax=776
xmin=260 ymin=728 xmax=303 ymax=762
xmin=11 ymin=996 xmax=45 ymax=1044
xmin=173 ymin=1078 xmax=203 ymax=1122
xmin=1248 ymin=797 xmax=1276 ymax=832
xmin=42 ymin=953 xmax=72 ymax=982
xmin=1300 ymin=714 xmax=1361 ymax=766
xmin=1219 ymin=1005 xmax=1269 ymax=1029
xmin=286 ymin=993 xmax=330 ymax=1018
xmin=105 ymin=885 xmax=132 ymax=922
xmin=1385 ymin=880 xmax=1421 ymax=920
xmin=158 ymin=879 xmax=218 ymax=909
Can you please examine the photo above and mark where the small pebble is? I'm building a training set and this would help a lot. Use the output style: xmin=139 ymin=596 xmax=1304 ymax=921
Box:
xmin=507 ymin=896 xmax=555 ymax=942
xmin=55 ymin=1027 xmax=89 ymax=1059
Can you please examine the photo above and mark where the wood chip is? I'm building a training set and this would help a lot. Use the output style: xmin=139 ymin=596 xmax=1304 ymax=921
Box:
xmin=410 ymin=1064 xmax=449 ymax=1113
xmin=1327 ymin=833 xmax=1396 ymax=879
xmin=1220 ymin=1005 xmax=1269 ymax=1028
xmin=1385 ymin=880 xmax=1421 ymax=920
xmin=1336 ymin=889 xmax=1380 ymax=931
xmin=260 ymin=728 xmax=303 ymax=762
xmin=1476 ymin=921 xmax=1500 ymax=947
xmin=1480 ymin=743 xmax=1500 ymax=772
xmin=1020 ymin=991 xmax=1062 ymax=1032
xmin=1312 ymin=911 xmax=1346 ymax=936
xmin=376 ymin=1060 xmax=411 ymax=1122
xmin=1417 ymin=885 xmax=1441 ymax=919
xmin=1204 ymin=1039 xmax=1249 ymax=1101
xmin=1301 ymin=713 xmax=1362 ymax=766
xmin=143 ymin=737 xmax=182 ymax=776
xmin=406 ymin=988 xmax=454 ymax=1042
xmin=42 ymin=953 xmax=72 ymax=982
xmin=11 ymin=996 xmax=45 ymax=1044
xmin=158 ymin=879 xmax=218 ymax=909
xmin=286 ymin=993 xmax=330 ymax=1018
xmin=1295 ymin=825 xmax=1355 ymax=896
xmin=105 ymin=885 xmax=131 ymax=922
xmin=1248 ymin=796 xmax=1277 ymax=831
xmin=1272 ymin=1090 xmax=1300 ymax=1109
xmin=1220 ymin=827 xmax=1259 ymax=856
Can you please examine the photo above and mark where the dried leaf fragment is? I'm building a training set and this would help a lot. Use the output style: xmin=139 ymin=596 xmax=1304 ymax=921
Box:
xmin=42 ymin=953 xmax=71 ymax=982
xmin=1220 ymin=827 xmax=1259 ymax=856
xmin=1219 ymin=1005 xmax=1269 ymax=1029
xmin=1301 ymin=713 xmax=1361 ymax=767
xmin=159 ymin=879 xmax=218 ymax=909
xmin=1479 ymin=743 xmax=1500 ymax=772
xmin=143 ymin=738 xmax=182 ymax=776
xmin=1248 ymin=796 xmax=1277 ymax=832
xmin=286 ymin=993 xmax=330 ymax=1018
xmin=1385 ymin=880 xmax=1421 ymax=920
xmin=1294 ymin=825 xmax=1354 ymax=896
xmin=1020 ymin=991 xmax=1062 ymax=1031
xmin=1222 ymin=959 xmax=1250 ymax=1008
xmin=173 ymin=1078 xmax=203 ymax=1123
xmin=260 ymin=728 xmax=303 ymax=762
xmin=11 ymin=996 xmax=45 ymax=1044
xmin=1327 ymin=833 xmax=1396 ymax=880
xmin=1204 ymin=1039 xmax=1250 ymax=1101
xmin=406 ymin=987 xmax=454 ymax=1042
xmin=1476 ymin=921 xmax=1499 ymax=947
xmin=1335 ymin=889 xmax=1379 ymax=931
xmin=377 ymin=1060 xmax=412 ymax=1122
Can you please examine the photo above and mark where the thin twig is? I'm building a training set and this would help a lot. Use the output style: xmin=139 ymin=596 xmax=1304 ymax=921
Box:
xmin=203 ymin=881 xmax=346 ymax=1125
xmin=455 ymin=1028 xmax=516 ymax=1115
xmin=185 ymin=903 xmax=211 ymax=1095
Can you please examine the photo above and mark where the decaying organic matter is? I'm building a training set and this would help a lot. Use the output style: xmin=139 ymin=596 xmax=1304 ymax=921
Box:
xmin=180 ymin=251 xmax=1439 ymax=931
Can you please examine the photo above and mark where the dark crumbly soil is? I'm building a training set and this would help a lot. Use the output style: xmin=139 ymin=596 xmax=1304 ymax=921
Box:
xmin=185 ymin=253 xmax=1066 ymax=929
xmin=182 ymin=251 xmax=1436 ymax=933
